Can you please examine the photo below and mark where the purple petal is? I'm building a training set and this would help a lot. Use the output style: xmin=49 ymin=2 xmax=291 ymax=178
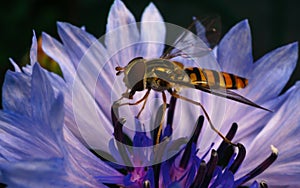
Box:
xmin=8 ymin=58 xmax=21 ymax=72
xmin=42 ymin=32 xmax=76 ymax=84
xmin=243 ymin=42 xmax=298 ymax=103
xmin=139 ymin=3 xmax=166 ymax=58
xmin=31 ymin=64 xmax=56 ymax=124
xmin=57 ymin=22 xmax=99 ymax=67
xmin=236 ymin=82 xmax=300 ymax=186
xmin=30 ymin=31 xmax=38 ymax=65
xmin=105 ymin=0 xmax=139 ymax=66
xmin=2 ymin=71 xmax=32 ymax=117
xmin=217 ymin=20 xmax=253 ymax=77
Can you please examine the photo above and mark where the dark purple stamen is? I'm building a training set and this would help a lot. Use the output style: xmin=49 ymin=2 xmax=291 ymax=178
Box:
xmin=217 ymin=123 xmax=238 ymax=157
xmin=201 ymin=149 xmax=218 ymax=187
xmin=114 ymin=121 xmax=133 ymax=170
xmin=229 ymin=143 xmax=246 ymax=174
xmin=235 ymin=146 xmax=278 ymax=186
xmin=165 ymin=96 xmax=177 ymax=137
xmin=190 ymin=161 xmax=206 ymax=188
xmin=111 ymin=102 xmax=120 ymax=128
xmin=110 ymin=103 xmax=133 ymax=170
xmin=179 ymin=116 xmax=204 ymax=169
xmin=216 ymin=123 xmax=238 ymax=169
xmin=151 ymin=104 xmax=165 ymax=144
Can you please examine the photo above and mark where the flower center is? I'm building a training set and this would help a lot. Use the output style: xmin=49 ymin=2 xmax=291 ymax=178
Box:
xmin=92 ymin=97 xmax=278 ymax=187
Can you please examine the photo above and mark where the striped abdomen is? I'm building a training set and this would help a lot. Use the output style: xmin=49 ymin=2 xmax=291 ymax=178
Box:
xmin=184 ymin=67 xmax=248 ymax=89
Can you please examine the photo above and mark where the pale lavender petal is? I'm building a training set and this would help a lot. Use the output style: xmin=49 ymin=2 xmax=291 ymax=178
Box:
xmin=42 ymin=32 xmax=76 ymax=84
xmin=57 ymin=22 xmax=99 ymax=68
xmin=105 ymin=0 xmax=140 ymax=66
xmin=140 ymin=3 xmax=166 ymax=58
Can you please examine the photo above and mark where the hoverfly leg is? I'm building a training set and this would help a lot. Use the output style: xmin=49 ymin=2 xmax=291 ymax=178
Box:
xmin=119 ymin=89 xmax=151 ymax=118
xmin=136 ymin=89 xmax=151 ymax=118
xmin=155 ymin=91 xmax=167 ymax=145
xmin=168 ymin=90 xmax=238 ymax=147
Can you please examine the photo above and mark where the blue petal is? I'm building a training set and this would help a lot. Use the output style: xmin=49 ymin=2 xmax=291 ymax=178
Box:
xmin=140 ymin=2 xmax=166 ymax=58
xmin=0 ymin=159 xmax=107 ymax=187
xmin=0 ymin=112 xmax=61 ymax=160
xmin=31 ymin=64 xmax=55 ymax=124
xmin=2 ymin=71 xmax=32 ymax=117
xmin=30 ymin=31 xmax=38 ymax=66
xmin=41 ymin=32 xmax=76 ymax=84
xmin=8 ymin=58 xmax=21 ymax=72
xmin=236 ymin=82 xmax=300 ymax=186
xmin=105 ymin=0 xmax=139 ymax=66
xmin=243 ymin=42 xmax=298 ymax=103
xmin=217 ymin=20 xmax=253 ymax=77
xmin=57 ymin=22 xmax=99 ymax=67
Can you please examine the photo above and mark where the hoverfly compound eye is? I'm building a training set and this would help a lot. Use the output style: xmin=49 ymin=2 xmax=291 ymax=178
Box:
xmin=124 ymin=58 xmax=146 ymax=91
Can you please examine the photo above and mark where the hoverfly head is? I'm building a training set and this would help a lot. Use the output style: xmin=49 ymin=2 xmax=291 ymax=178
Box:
xmin=123 ymin=57 xmax=146 ymax=92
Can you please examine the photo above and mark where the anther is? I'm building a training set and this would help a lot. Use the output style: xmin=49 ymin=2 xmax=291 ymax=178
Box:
xmin=235 ymin=145 xmax=278 ymax=186
xmin=191 ymin=161 xmax=206 ymax=188
xmin=143 ymin=180 xmax=151 ymax=188
xmin=202 ymin=150 xmax=218 ymax=187
xmin=229 ymin=143 xmax=246 ymax=174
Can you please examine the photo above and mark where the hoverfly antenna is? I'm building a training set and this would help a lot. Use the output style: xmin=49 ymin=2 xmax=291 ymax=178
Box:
xmin=115 ymin=66 xmax=124 ymax=76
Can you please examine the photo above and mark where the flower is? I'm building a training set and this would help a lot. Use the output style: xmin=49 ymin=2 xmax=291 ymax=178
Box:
xmin=0 ymin=0 xmax=299 ymax=187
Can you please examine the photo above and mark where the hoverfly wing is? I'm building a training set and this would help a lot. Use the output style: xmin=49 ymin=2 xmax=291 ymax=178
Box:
xmin=161 ymin=16 xmax=221 ymax=60
xmin=195 ymin=84 xmax=271 ymax=112
xmin=193 ymin=16 xmax=221 ymax=49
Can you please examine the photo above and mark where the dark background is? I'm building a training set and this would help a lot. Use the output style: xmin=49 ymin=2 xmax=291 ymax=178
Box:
xmin=0 ymin=0 xmax=299 ymax=102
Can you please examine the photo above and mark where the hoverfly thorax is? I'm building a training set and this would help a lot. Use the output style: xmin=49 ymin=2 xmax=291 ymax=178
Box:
xmin=115 ymin=57 xmax=146 ymax=99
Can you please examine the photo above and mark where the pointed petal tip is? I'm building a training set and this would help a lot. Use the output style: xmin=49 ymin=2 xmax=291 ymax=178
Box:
xmin=145 ymin=2 xmax=156 ymax=10
xmin=32 ymin=62 xmax=42 ymax=74
xmin=9 ymin=58 xmax=21 ymax=72
xmin=235 ymin=19 xmax=250 ymax=31
xmin=286 ymin=41 xmax=298 ymax=50
xmin=143 ymin=2 xmax=163 ymax=21
xmin=111 ymin=0 xmax=126 ymax=10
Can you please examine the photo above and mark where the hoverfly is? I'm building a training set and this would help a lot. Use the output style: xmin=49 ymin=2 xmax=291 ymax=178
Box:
xmin=115 ymin=18 xmax=269 ymax=145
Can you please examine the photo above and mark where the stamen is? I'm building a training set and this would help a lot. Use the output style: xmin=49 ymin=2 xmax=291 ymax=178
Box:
xmin=191 ymin=116 xmax=204 ymax=144
xmin=114 ymin=121 xmax=133 ymax=171
xmin=110 ymin=103 xmax=133 ymax=170
xmin=229 ymin=143 xmax=246 ymax=174
xmin=111 ymin=102 xmax=120 ymax=128
xmin=260 ymin=181 xmax=268 ymax=188
xmin=153 ymin=164 xmax=160 ymax=188
xmin=143 ymin=180 xmax=151 ymax=188
xmin=190 ymin=161 xmax=207 ymax=187
xmin=235 ymin=145 xmax=278 ymax=186
xmin=217 ymin=123 xmax=238 ymax=156
xmin=201 ymin=150 xmax=219 ymax=187
xmin=179 ymin=116 xmax=204 ymax=169
xmin=164 ymin=96 xmax=177 ymax=137
xmin=151 ymin=104 xmax=165 ymax=145
xmin=217 ymin=123 xmax=238 ymax=168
